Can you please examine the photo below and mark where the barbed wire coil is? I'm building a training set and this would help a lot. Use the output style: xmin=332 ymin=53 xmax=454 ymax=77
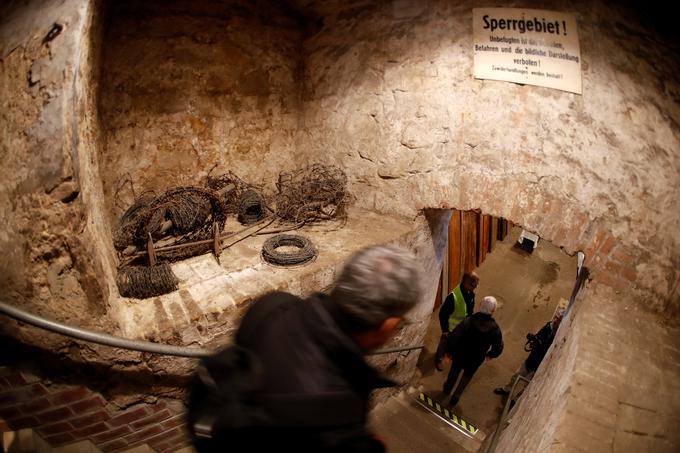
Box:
xmin=261 ymin=234 xmax=317 ymax=266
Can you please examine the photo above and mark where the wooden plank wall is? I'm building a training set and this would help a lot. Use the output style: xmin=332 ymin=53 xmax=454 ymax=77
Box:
xmin=498 ymin=218 xmax=509 ymax=240
xmin=479 ymin=214 xmax=492 ymax=265
xmin=434 ymin=271 xmax=443 ymax=310
xmin=448 ymin=210 xmax=462 ymax=293
xmin=438 ymin=211 xmax=510 ymax=308
xmin=462 ymin=210 xmax=478 ymax=275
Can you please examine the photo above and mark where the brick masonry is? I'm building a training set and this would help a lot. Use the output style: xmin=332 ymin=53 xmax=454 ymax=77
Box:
xmin=0 ymin=375 xmax=191 ymax=452
xmin=115 ymin=207 xmax=419 ymax=343
xmin=495 ymin=283 xmax=680 ymax=452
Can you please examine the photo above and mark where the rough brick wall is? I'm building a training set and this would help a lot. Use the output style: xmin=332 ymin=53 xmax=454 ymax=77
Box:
xmin=0 ymin=368 xmax=190 ymax=452
xmin=495 ymin=283 xmax=680 ymax=452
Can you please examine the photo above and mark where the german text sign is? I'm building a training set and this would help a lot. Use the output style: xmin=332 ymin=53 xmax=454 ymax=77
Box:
xmin=473 ymin=8 xmax=581 ymax=94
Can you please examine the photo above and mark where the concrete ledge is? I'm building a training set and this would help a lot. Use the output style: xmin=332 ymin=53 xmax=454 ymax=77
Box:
xmin=115 ymin=208 xmax=417 ymax=344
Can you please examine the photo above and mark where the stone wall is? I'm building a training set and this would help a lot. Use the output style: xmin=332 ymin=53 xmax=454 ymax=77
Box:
xmin=0 ymin=0 xmax=117 ymax=340
xmin=296 ymin=0 xmax=680 ymax=315
xmin=3 ymin=0 xmax=677 ymax=340
xmin=98 ymin=0 xmax=307 ymax=224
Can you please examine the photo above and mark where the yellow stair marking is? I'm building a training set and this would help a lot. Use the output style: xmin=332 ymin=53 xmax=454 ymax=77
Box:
xmin=417 ymin=392 xmax=479 ymax=435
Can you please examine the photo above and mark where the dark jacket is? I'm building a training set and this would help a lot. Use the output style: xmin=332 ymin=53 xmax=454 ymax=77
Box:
xmin=194 ymin=291 xmax=392 ymax=453
xmin=525 ymin=322 xmax=556 ymax=371
xmin=445 ymin=312 xmax=504 ymax=371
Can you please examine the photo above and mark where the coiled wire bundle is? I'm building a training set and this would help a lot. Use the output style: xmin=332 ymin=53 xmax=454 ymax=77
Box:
xmin=116 ymin=264 xmax=178 ymax=299
xmin=113 ymin=186 xmax=227 ymax=251
xmin=261 ymin=234 xmax=317 ymax=266
xmin=238 ymin=189 xmax=267 ymax=224
xmin=275 ymin=164 xmax=348 ymax=224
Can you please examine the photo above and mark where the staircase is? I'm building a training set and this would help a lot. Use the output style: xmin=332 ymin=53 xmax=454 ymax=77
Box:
xmin=1 ymin=431 xmax=195 ymax=453
xmin=4 ymin=389 xmax=485 ymax=453
xmin=369 ymin=387 xmax=485 ymax=453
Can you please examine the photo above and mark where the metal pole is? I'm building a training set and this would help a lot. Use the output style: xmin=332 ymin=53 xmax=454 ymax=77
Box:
xmin=0 ymin=299 xmax=211 ymax=358
xmin=367 ymin=344 xmax=424 ymax=355
xmin=1 ymin=299 xmax=424 ymax=358
xmin=486 ymin=374 xmax=532 ymax=453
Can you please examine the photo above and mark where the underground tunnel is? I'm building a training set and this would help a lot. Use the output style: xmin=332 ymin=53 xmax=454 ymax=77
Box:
xmin=0 ymin=0 xmax=679 ymax=452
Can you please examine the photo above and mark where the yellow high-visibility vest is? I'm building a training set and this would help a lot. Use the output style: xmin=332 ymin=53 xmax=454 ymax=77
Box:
xmin=447 ymin=285 xmax=467 ymax=332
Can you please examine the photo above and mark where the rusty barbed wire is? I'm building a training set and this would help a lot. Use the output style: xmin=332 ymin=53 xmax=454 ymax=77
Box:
xmin=261 ymin=234 xmax=317 ymax=266
xmin=112 ymin=165 xmax=348 ymax=298
xmin=275 ymin=164 xmax=349 ymax=224
xmin=238 ymin=189 xmax=266 ymax=224
xmin=113 ymin=186 xmax=228 ymax=252
xmin=116 ymin=264 xmax=178 ymax=299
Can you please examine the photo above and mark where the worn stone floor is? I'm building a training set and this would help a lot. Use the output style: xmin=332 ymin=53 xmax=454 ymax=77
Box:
xmin=412 ymin=226 xmax=578 ymax=446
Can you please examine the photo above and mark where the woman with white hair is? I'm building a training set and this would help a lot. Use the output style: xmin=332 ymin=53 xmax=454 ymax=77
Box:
xmin=494 ymin=308 xmax=565 ymax=398
xmin=441 ymin=296 xmax=504 ymax=408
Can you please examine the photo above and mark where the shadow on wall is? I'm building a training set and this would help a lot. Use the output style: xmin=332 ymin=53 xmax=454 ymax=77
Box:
xmin=1 ymin=335 xmax=192 ymax=397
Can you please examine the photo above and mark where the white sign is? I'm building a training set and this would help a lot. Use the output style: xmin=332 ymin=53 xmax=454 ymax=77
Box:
xmin=473 ymin=8 xmax=582 ymax=94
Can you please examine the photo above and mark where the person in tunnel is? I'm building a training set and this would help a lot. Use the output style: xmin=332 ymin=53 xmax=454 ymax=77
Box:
xmin=434 ymin=271 xmax=479 ymax=371
xmin=441 ymin=296 xmax=504 ymax=408
xmin=493 ymin=309 xmax=565 ymax=399
xmin=188 ymin=244 xmax=422 ymax=453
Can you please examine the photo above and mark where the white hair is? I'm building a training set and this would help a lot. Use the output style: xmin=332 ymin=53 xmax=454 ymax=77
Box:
xmin=479 ymin=296 xmax=497 ymax=314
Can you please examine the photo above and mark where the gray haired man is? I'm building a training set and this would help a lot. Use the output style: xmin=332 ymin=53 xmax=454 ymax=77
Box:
xmin=190 ymin=244 xmax=422 ymax=452
xmin=441 ymin=296 xmax=504 ymax=408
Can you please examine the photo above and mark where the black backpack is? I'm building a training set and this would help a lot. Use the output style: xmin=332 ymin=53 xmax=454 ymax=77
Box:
xmin=187 ymin=292 xmax=384 ymax=452
xmin=187 ymin=294 xmax=297 ymax=451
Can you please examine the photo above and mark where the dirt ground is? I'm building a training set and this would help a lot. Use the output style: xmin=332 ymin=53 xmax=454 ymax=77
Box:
xmin=413 ymin=226 xmax=578 ymax=440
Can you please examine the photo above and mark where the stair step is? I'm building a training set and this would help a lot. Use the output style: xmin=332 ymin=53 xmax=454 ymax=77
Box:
xmin=369 ymin=389 xmax=484 ymax=453
xmin=415 ymin=392 xmax=482 ymax=438
xmin=2 ymin=431 xmax=101 ymax=453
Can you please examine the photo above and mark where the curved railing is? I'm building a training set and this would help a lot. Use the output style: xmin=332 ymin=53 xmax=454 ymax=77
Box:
xmin=0 ymin=299 xmax=423 ymax=358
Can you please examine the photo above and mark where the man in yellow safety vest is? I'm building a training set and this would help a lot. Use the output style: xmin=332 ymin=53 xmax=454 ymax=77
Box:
xmin=434 ymin=272 xmax=479 ymax=371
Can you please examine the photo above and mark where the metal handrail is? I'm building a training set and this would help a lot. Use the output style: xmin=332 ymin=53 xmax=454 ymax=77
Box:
xmin=486 ymin=375 xmax=531 ymax=453
xmin=367 ymin=344 xmax=424 ymax=355
xmin=0 ymin=299 xmax=211 ymax=358
xmin=0 ymin=299 xmax=423 ymax=358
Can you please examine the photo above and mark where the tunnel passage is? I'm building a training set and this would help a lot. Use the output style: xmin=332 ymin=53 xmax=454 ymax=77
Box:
xmin=410 ymin=210 xmax=580 ymax=443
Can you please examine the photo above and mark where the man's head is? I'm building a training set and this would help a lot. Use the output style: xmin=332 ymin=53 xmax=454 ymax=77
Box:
xmin=461 ymin=272 xmax=479 ymax=294
xmin=329 ymin=245 xmax=422 ymax=350
xmin=479 ymin=296 xmax=497 ymax=314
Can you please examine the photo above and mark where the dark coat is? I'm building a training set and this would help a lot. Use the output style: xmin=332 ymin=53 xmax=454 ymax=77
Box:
xmin=194 ymin=291 xmax=392 ymax=453
xmin=445 ymin=312 xmax=504 ymax=371
xmin=525 ymin=322 xmax=556 ymax=371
